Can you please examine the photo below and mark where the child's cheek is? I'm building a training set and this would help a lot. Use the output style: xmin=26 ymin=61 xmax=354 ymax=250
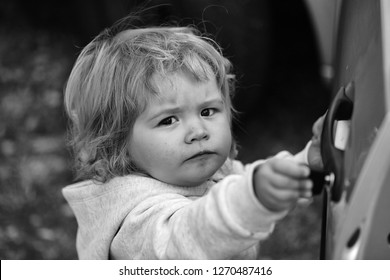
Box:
xmin=154 ymin=141 xmax=179 ymax=162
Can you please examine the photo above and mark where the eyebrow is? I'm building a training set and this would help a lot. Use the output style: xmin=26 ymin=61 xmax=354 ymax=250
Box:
xmin=203 ymin=98 xmax=224 ymax=107
xmin=149 ymin=107 xmax=181 ymax=121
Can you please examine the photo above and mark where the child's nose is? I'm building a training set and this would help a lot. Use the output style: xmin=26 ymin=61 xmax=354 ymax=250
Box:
xmin=184 ymin=122 xmax=209 ymax=144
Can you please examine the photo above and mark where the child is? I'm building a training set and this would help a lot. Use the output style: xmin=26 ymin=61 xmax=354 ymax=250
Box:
xmin=62 ymin=22 xmax=323 ymax=259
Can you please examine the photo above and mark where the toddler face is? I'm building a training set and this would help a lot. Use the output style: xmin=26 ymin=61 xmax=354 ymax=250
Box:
xmin=128 ymin=71 xmax=232 ymax=186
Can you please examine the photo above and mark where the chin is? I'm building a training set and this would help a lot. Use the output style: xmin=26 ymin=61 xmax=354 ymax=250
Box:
xmin=182 ymin=168 xmax=219 ymax=186
xmin=182 ymin=179 xmax=209 ymax=187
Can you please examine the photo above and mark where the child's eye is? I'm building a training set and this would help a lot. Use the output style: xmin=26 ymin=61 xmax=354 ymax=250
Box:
xmin=158 ymin=116 xmax=178 ymax=126
xmin=201 ymin=108 xmax=217 ymax=117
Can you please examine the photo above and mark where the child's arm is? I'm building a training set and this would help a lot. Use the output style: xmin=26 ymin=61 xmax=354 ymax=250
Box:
xmin=110 ymin=167 xmax=286 ymax=260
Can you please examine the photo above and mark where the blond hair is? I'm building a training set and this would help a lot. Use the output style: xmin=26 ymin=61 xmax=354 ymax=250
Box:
xmin=64 ymin=23 xmax=235 ymax=182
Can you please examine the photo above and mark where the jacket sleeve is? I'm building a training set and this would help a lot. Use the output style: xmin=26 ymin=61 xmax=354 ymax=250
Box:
xmin=109 ymin=164 xmax=287 ymax=259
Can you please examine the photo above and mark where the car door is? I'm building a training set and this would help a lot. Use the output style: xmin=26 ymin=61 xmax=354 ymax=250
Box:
xmin=306 ymin=0 xmax=390 ymax=259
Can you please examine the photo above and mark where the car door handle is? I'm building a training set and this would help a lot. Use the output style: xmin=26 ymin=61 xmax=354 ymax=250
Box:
xmin=321 ymin=82 xmax=354 ymax=202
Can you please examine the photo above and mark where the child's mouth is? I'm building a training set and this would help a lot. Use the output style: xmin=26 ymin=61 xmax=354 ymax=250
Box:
xmin=186 ymin=151 xmax=216 ymax=161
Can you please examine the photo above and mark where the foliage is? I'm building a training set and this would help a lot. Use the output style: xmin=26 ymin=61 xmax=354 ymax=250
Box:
xmin=0 ymin=27 xmax=77 ymax=259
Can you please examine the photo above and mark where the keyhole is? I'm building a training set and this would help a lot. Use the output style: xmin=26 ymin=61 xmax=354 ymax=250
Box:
xmin=347 ymin=228 xmax=360 ymax=248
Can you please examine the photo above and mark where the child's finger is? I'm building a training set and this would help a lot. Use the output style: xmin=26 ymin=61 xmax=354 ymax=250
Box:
xmin=259 ymin=187 xmax=301 ymax=211
xmin=299 ymin=183 xmax=313 ymax=198
xmin=297 ymin=197 xmax=314 ymax=207
xmin=269 ymin=158 xmax=310 ymax=179
xmin=312 ymin=115 xmax=325 ymax=136
xmin=257 ymin=178 xmax=312 ymax=212
xmin=261 ymin=169 xmax=312 ymax=191
xmin=267 ymin=172 xmax=301 ymax=190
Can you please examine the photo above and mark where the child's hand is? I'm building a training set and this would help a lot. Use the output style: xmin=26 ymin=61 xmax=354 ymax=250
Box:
xmin=253 ymin=157 xmax=312 ymax=212
xmin=308 ymin=115 xmax=325 ymax=171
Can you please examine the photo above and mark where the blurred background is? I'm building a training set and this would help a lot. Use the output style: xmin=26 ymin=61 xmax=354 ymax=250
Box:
xmin=0 ymin=0 xmax=330 ymax=259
